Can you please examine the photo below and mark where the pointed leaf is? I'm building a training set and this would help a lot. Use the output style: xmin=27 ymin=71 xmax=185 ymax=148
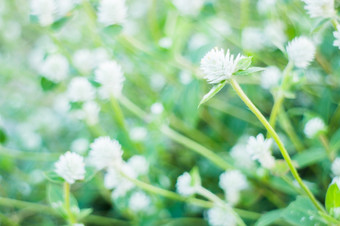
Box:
xmin=234 ymin=67 xmax=265 ymax=76
xmin=198 ymin=81 xmax=227 ymax=108
xmin=325 ymin=182 xmax=340 ymax=213
xmin=235 ymin=56 xmax=252 ymax=71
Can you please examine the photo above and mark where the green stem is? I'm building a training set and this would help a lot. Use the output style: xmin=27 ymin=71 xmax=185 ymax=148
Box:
xmin=63 ymin=182 xmax=76 ymax=225
xmin=229 ymin=78 xmax=326 ymax=213
xmin=319 ymin=134 xmax=333 ymax=161
xmin=110 ymin=96 xmax=128 ymax=133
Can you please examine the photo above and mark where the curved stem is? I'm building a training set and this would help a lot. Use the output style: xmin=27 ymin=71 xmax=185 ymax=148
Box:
xmin=229 ymin=78 xmax=326 ymax=213
xmin=63 ymin=182 xmax=76 ymax=225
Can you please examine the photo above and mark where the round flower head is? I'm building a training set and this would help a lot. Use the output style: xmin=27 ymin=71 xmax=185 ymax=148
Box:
xmin=128 ymin=191 xmax=151 ymax=212
xmin=246 ymin=134 xmax=275 ymax=169
xmin=88 ymin=136 xmax=123 ymax=170
xmin=176 ymin=172 xmax=196 ymax=196
xmin=332 ymin=158 xmax=340 ymax=177
xmin=206 ymin=206 xmax=237 ymax=226
xmin=30 ymin=0 xmax=56 ymax=26
xmin=72 ymin=49 xmax=94 ymax=73
xmin=127 ymin=155 xmax=149 ymax=176
xmin=95 ymin=60 xmax=125 ymax=99
xmin=333 ymin=26 xmax=340 ymax=49
xmin=67 ymin=77 xmax=95 ymax=102
xmin=172 ymin=0 xmax=204 ymax=16
xmin=219 ymin=170 xmax=248 ymax=205
xmin=97 ymin=0 xmax=127 ymax=26
xmin=40 ymin=53 xmax=69 ymax=82
xmin=304 ymin=117 xmax=326 ymax=138
xmin=230 ymin=144 xmax=255 ymax=169
xmin=55 ymin=151 xmax=86 ymax=184
xmin=302 ymin=0 xmax=335 ymax=18
xmin=260 ymin=66 xmax=282 ymax=89
xmin=200 ymin=48 xmax=244 ymax=84
xmin=82 ymin=101 xmax=100 ymax=125
xmin=286 ymin=37 xmax=315 ymax=69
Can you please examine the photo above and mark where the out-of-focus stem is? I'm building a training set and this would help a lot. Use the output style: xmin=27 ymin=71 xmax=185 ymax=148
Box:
xmin=63 ymin=182 xmax=76 ymax=225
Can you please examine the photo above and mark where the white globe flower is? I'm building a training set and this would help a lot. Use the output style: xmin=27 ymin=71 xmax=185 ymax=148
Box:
xmin=72 ymin=49 xmax=95 ymax=73
xmin=30 ymin=0 xmax=56 ymax=26
xmin=71 ymin=138 xmax=89 ymax=155
xmin=219 ymin=170 xmax=248 ymax=205
xmin=40 ymin=54 xmax=69 ymax=82
xmin=97 ymin=0 xmax=127 ymax=26
xmin=74 ymin=101 xmax=100 ymax=126
xmin=286 ymin=37 xmax=315 ymax=69
xmin=264 ymin=20 xmax=287 ymax=47
xmin=128 ymin=191 xmax=151 ymax=212
xmin=230 ymin=144 xmax=255 ymax=169
xmin=333 ymin=26 xmax=340 ymax=49
xmin=304 ymin=117 xmax=326 ymax=138
xmin=302 ymin=0 xmax=335 ymax=18
xmin=129 ymin=127 xmax=147 ymax=141
xmin=246 ymin=134 xmax=276 ymax=169
xmin=88 ymin=136 xmax=123 ymax=170
xmin=95 ymin=60 xmax=125 ymax=99
xmin=127 ymin=155 xmax=149 ymax=176
xmin=332 ymin=158 xmax=340 ymax=177
xmin=67 ymin=77 xmax=95 ymax=102
xmin=200 ymin=48 xmax=244 ymax=84
xmin=172 ymin=0 xmax=204 ymax=16
xmin=55 ymin=151 xmax=86 ymax=184
xmin=206 ymin=206 xmax=237 ymax=226
xmin=260 ymin=66 xmax=282 ymax=89
xmin=176 ymin=172 xmax=197 ymax=196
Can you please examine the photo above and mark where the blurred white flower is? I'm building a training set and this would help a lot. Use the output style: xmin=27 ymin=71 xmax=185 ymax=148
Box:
xmin=30 ymin=0 xmax=56 ymax=26
xmin=129 ymin=127 xmax=148 ymax=141
xmin=172 ymin=0 xmax=204 ymax=16
xmin=304 ymin=117 xmax=325 ymax=138
xmin=209 ymin=18 xmax=232 ymax=37
xmin=200 ymin=48 xmax=244 ymax=84
xmin=257 ymin=0 xmax=276 ymax=14
xmin=247 ymin=134 xmax=275 ymax=169
xmin=332 ymin=158 xmax=340 ymax=177
xmin=73 ymin=49 xmax=94 ymax=73
xmin=179 ymin=71 xmax=193 ymax=85
xmin=95 ymin=60 xmax=125 ymax=99
xmin=230 ymin=144 xmax=255 ymax=169
xmin=206 ymin=206 xmax=237 ymax=226
xmin=75 ymin=101 xmax=100 ymax=125
xmin=242 ymin=27 xmax=266 ymax=52
xmin=67 ymin=77 xmax=95 ymax=102
xmin=97 ymin=0 xmax=127 ymax=26
xmin=55 ymin=0 xmax=78 ymax=17
xmin=71 ymin=138 xmax=89 ymax=155
xmin=264 ymin=21 xmax=287 ymax=48
xmin=286 ymin=36 xmax=315 ymax=69
xmin=89 ymin=136 xmax=123 ymax=170
xmin=151 ymin=102 xmax=164 ymax=115
xmin=55 ymin=151 xmax=85 ymax=184
xmin=176 ymin=172 xmax=197 ymax=196
xmin=93 ymin=48 xmax=110 ymax=66
xmin=219 ymin=170 xmax=248 ymax=205
xmin=302 ymin=0 xmax=335 ymax=18
xmin=129 ymin=191 xmax=151 ymax=212
xmin=3 ymin=21 xmax=21 ymax=41
xmin=260 ymin=66 xmax=282 ymax=89
xmin=333 ymin=27 xmax=340 ymax=49
xmin=158 ymin=37 xmax=173 ymax=49
xmin=127 ymin=155 xmax=149 ymax=175
xmin=40 ymin=54 xmax=69 ymax=82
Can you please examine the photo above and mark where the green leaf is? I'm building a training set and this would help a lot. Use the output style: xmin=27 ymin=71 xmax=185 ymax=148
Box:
xmin=234 ymin=67 xmax=265 ymax=76
xmin=84 ymin=167 xmax=98 ymax=182
xmin=51 ymin=16 xmax=70 ymax=30
xmin=325 ymin=182 xmax=340 ymax=213
xmin=44 ymin=171 xmax=65 ymax=184
xmin=190 ymin=167 xmax=201 ymax=187
xmin=235 ymin=56 xmax=252 ymax=71
xmin=311 ymin=18 xmax=330 ymax=34
xmin=102 ymin=25 xmax=123 ymax=37
xmin=281 ymin=196 xmax=327 ymax=226
xmin=40 ymin=77 xmax=57 ymax=91
xmin=198 ymin=80 xmax=227 ymax=108
xmin=255 ymin=209 xmax=284 ymax=226
xmin=293 ymin=148 xmax=327 ymax=168
xmin=77 ymin=208 xmax=93 ymax=221
xmin=47 ymin=183 xmax=67 ymax=218
xmin=0 ymin=128 xmax=7 ymax=144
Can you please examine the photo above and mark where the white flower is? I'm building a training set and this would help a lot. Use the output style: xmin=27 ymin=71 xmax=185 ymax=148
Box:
xmin=67 ymin=77 xmax=95 ymax=102
xmin=302 ymin=0 xmax=335 ymax=18
xmin=55 ymin=0 xmax=78 ymax=17
xmin=286 ymin=37 xmax=315 ymax=69
xmin=88 ymin=136 xmax=123 ymax=170
xmin=129 ymin=127 xmax=147 ymax=141
xmin=332 ymin=158 xmax=340 ymax=177
xmin=127 ymin=155 xmax=149 ymax=176
xmin=97 ymin=0 xmax=127 ymax=26
xmin=30 ymin=0 xmax=56 ymax=26
xmin=55 ymin=151 xmax=85 ymax=184
xmin=71 ymin=138 xmax=89 ymax=155
xmin=200 ymin=48 xmax=244 ymax=84
xmin=40 ymin=54 xmax=69 ymax=82
xmin=257 ymin=0 xmax=276 ymax=14
xmin=332 ymin=176 xmax=340 ymax=189
xmin=172 ymin=0 xmax=204 ymax=16
xmin=176 ymin=172 xmax=197 ymax=196
xmin=260 ymin=66 xmax=282 ymax=89
xmin=242 ymin=27 xmax=266 ymax=52
xmin=333 ymin=27 xmax=340 ymax=49
xmin=151 ymin=102 xmax=164 ymax=115
xmin=95 ymin=60 xmax=125 ymax=99
xmin=264 ymin=21 xmax=287 ymax=47
xmin=129 ymin=191 xmax=151 ymax=212
xmin=104 ymin=164 xmax=136 ymax=198
xmin=304 ymin=117 xmax=326 ymax=138
xmin=93 ymin=48 xmax=110 ymax=66
xmin=246 ymin=134 xmax=275 ymax=169
xmin=230 ymin=144 xmax=255 ymax=169
xmin=76 ymin=101 xmax=100 ymax=125
xmin=219 ymin=170 xmax=248 ymax=205
xmin=206 ymin=206 xmax=237 ymax=226
xmin=72 ymin=49 xmax=95 ymax=73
